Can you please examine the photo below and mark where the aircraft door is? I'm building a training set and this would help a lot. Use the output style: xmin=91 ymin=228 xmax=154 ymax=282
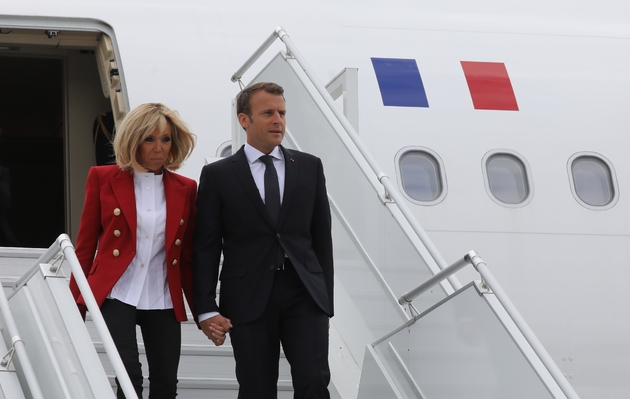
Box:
xmin=0 ymin=20 xmax=126 ymax=248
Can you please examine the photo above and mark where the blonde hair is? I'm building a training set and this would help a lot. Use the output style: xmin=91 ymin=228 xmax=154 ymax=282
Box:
xmin=113 ymin=103 xmax=196 ymax=171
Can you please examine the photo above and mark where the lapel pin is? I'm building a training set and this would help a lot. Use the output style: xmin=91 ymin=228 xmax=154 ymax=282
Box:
xmin=290 ymin=158 xmax=295 ymax=162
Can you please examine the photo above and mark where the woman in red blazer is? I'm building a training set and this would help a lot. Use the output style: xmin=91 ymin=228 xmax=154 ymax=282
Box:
xmin=70 ymin=103 xmax=198 ymax=399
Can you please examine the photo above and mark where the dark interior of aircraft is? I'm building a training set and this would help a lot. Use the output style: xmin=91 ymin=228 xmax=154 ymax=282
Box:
xmin=0 ymin=56 xmax=65 ymax=247
xmin=0 ymin=38 xmax=114 ymax=247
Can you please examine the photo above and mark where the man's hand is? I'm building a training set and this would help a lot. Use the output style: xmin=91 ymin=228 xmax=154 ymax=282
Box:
xmin=200 ymin=314 xmax=233 ymax=346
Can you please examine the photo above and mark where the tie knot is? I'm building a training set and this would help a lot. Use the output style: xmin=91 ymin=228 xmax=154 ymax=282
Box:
xmin=260 ymin=155 xmax=274 ymax=166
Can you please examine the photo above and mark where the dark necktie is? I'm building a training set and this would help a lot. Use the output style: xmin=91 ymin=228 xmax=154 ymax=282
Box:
xmin=260 ymin=155 xmax=280 ymax=226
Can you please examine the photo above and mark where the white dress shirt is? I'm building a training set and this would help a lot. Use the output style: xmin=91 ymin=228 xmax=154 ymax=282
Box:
xmin=198 ymin=144 xmax=285 ymax=323
xmin=108 ymin=171 xmax=173 ymax=310
xmin=244 ymin=143 xmax=285 ymax=204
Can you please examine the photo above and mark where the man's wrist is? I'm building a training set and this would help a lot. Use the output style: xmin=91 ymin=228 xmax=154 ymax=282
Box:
xmin=198 ymin=311 xmax=220 ymax=323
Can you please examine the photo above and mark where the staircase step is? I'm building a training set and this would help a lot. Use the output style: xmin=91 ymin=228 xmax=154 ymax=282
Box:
xmin=105 ymin=376 xmax=295 ymax=399
xmin=86 ymin=310 xmax=299 ymax=398
xmin=95 ymin=340 xmax=293 ymax=396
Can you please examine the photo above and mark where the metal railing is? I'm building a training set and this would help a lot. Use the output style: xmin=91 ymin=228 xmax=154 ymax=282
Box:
xmin=8 ymin=234 xmax=138 ymax=399
xmin=0 ymin=273 xmax=45 ymax=399
xmin=398 ymin=251 xmax=475 ymax=305
xmin=396 ymin=251 xmax=580 ymax=399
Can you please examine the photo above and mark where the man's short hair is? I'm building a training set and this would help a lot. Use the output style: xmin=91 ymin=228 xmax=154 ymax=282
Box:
xmin=236 ymin=82 xmax=284 ymax=118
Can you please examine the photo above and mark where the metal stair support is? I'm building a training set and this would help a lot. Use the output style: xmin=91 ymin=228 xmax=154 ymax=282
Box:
xmin=0 ymin=284 xmax=31 ymax=399
xmin=354 ymin=252 xmax=580 ymax=398
xmin=0 ymin=236 xmax=132 ymax=398
xmin=0 ymin=244 xmax=344 ymax=398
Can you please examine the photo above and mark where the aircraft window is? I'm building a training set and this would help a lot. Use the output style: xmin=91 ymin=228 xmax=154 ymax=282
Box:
xmin=568 ymin=153 xmax=618 ymax=209
xmin=220 ymin=146 xmax=232 ymax=157
xmin=395 ymin=147 xmax=446 ymax=205
xmin=217 ymin=141 xmax=232 ymax=158
xmin=482 ymin=150 xmax=533 ymax=207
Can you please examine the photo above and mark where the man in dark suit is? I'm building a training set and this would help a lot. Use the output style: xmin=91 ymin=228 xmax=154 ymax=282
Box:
xmin=192 ymin=82 xmax=334 ymax=399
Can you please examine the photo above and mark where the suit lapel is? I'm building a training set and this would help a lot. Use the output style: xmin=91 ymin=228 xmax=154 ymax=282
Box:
xmin=110 ymin=169 xmax=137 ymax=238
xmin=163 ymin=170 xmax=186 ymax=248
xmin=279 ymin=146 xmax=297 ymax=228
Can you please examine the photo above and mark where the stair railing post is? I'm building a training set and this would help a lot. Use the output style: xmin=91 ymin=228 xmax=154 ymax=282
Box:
xmin=0 ymin=271 xmax=45 ymax=399
xmin=469 ymin=254 xmax=580 ymax=399
xmin=57 ymin=234 xmax=139 ymax=399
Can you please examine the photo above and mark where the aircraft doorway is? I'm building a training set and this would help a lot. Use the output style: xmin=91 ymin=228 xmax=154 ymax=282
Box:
xmin=0 ymin=45 xmax=114 ymax=248
xmin=0 ymin=56 xmax=65 ymax=248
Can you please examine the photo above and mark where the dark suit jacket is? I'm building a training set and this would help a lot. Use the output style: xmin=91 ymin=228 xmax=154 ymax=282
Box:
xmin=193 ymin=145 xmax=333 ymax=326
xmin=70 ymin=165 xmax=197 ymax=322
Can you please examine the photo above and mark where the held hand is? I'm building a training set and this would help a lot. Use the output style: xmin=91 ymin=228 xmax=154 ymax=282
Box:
xmin=200 ymin=314 xmax=233 ymax=346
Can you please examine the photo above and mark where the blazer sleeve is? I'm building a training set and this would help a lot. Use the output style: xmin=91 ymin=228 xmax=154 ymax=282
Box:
xmin=311 ymin=158 xmax=334 ymax=317
xmin=179 ymin=178 xmax=198 ymax=316
xmin=192 ymin=164 xmax=223 ymax=317
xmin=70 ymin=167 xmax=103 ymax=304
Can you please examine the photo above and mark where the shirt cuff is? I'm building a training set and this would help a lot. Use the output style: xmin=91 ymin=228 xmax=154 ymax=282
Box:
xmin=198 ymin=311 xmax=220 ymax=322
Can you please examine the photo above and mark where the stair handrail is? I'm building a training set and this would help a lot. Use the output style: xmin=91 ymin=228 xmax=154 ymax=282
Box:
xmin=281 ymin=130 xmax=409 ymax=321
xmin=469 ymin=252 xmax=579 ymax=399
xmin=398 ymin=251 xmax=474 ymax=305
xmin=9 ymin=234 xmax=139 ymax=399
xmin=230 ymin=27 xmax=460 ymax=292
xmin=0 ymin=273 xmax=45 ymax=399
xmin=396 ymin=250 xmax=580 ymax=399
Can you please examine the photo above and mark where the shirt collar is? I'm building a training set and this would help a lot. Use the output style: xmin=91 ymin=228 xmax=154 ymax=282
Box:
xmin=133 ymin=169 xmax=164 ymax=182
xmin=244 ymin=143 xmax=284 ymax=165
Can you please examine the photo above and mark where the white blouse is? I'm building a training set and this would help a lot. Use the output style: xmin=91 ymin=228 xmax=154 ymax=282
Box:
xmin=108 ymin=171 xmax=173 ymax=309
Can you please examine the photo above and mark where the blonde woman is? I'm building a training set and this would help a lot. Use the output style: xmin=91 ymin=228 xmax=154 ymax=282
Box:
xmin=70 ymin=103 xmax=203 ymax=398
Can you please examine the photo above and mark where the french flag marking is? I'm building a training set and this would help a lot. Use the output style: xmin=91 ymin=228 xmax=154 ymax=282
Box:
xmin=371 ymin=58 xmax=429 ymax=108
xmin=460 ymin=61 xmax=519 ymax=111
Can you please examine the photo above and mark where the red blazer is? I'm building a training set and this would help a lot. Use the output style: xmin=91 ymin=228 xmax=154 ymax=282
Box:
xmin=70 ymin=165 xmax=197 ymax=322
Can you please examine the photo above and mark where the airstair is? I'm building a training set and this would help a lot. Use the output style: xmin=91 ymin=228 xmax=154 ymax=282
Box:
xmin=0 ymin=243 xmax=310 ymax=399
xmin=0 ymin=27 xmax=580 ymax=399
